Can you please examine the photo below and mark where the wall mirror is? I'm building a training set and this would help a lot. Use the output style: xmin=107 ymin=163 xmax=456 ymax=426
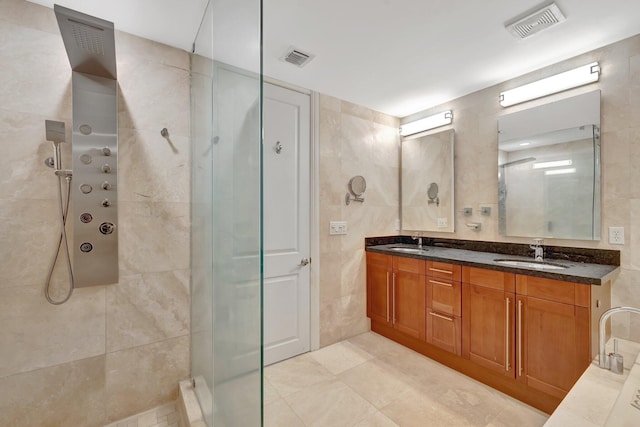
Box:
xmin=498 ymin=90 xmax=601 ymax=240
xmin=401 ymin=129 xmax=455 ymax=232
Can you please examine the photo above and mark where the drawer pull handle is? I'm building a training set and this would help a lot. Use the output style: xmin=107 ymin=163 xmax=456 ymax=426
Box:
xmin=429 ymin=268 xmax=453 ymax=275
xmin=430 ymin=311 xmax=454 ymax=322
xmin=429 ymin=279 xmax=453 ymax=287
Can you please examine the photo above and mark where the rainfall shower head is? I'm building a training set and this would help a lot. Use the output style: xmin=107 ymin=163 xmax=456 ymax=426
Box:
xmin=54 ymin=4 xmax=117 ymax=80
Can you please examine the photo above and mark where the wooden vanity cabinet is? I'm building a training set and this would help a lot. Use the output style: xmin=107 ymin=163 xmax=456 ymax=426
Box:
xmin=367 ymin=251 xmax=610 ymax=413
xmin=366 ymin=252 xmax=425 ymax=340
xmin=462 ymin=267 xmax=516 ymax=377
xmin=426 ymin=261 xmax=462 ymax=355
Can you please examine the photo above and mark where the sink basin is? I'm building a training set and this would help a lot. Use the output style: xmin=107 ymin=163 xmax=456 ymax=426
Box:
xmin=388 ymin=246 xmax=428 ymax=254
xmin=493 ymin=259 xmax=567 ymax=270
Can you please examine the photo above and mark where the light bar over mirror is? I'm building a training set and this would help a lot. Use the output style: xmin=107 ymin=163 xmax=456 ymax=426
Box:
xmin=400 ymin=111 xmax=453 ymax=137
xmin=499 ymin=62 xmax=600 ymax=107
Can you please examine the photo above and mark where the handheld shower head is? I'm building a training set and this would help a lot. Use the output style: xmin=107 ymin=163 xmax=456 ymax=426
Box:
xmin=45 ymin=120 xmax=66 ymax=170
xmin=45 ymin=120 xmax=66 ymax=143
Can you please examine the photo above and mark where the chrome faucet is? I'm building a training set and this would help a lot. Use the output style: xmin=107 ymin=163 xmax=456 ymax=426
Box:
xmin=411 ymin=232 xmax=423 ymax=250
xmin=598 ymin=306 xmax=640 ymax=373
xmin=530 ymin=238 xmax=544 ymax=262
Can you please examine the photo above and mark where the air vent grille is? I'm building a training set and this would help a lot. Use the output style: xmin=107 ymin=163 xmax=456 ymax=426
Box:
xmin=506 ymin=3 xmax=566 ymax=39
xmin=282 ymin=47 xmax=314 ymax=67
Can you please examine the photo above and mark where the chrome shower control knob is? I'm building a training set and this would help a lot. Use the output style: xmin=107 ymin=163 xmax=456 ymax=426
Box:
xmin=101 ymin=199 xmax=111 ymax=207
xmin=101 ymin=181 xmax=112 ymax=190
xmin=80 ymin=213 xmax=93 ymax=223
xmin=102 ymin=164 xmax=111 ymax=173
xmin=80 ymin=153 xmax=92 ymax=164
xmin=80 ymin=242 xmax=93 ymax=253
xmin=80 ymin=183 xmax=92 ymax=194
xmin=99 ymin=222 xmax=115 ymax=235
xmin=102 ymin=147 xmax=112 ymax=156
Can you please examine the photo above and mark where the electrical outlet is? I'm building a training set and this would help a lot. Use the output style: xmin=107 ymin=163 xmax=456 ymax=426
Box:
xmin=437 ymin=218 xmax=448 ymax=228
xmin=609 ymin=226 xmax=624 ymax=245
xmin=329 ymin=221 xmax=347 ymax=235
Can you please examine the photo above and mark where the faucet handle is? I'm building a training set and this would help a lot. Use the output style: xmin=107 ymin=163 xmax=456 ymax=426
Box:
xmin=530 ymin=238 xmax=543 ymax=249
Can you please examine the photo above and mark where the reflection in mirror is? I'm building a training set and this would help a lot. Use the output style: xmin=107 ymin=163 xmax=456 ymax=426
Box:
xmin=498 ymin=90 xmax=601 ymax=240
xmin=401 ymin=129 xmax=454 ymax=232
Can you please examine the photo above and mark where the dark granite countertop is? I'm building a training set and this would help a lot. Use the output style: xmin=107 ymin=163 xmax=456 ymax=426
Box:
xmin=365 ymin=238 xmax=620 ymax=286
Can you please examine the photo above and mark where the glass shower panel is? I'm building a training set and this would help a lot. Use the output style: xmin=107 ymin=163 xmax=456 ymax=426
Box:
xmin=190 ymin=0 xmax=262 ymax=425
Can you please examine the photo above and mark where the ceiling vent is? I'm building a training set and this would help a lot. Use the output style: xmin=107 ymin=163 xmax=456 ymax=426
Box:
xmin=282 ymin=46 xmax=315 ymax=67
xmin=505 ymin=2 xmax=566 ymax=39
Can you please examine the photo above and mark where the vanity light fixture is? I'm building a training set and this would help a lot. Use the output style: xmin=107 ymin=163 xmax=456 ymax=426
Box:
xmin=545 ymin=168 xmax=576 ymax=175
xmin=400 ymin=111 xmax=452 ymax=137
xmin=533 ymin=159 xmax=573 ymax=169
xmin=499 ymin=62 xmax=600 ymax=107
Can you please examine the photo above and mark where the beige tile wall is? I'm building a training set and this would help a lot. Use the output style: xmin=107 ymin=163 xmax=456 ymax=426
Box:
xmin=317 ymin=33 xmax=640 ymax=346
xmin=318 ymin=96 xmax=400 ymax=346
xmin=0 ymin=1 xmax=190 ymax=425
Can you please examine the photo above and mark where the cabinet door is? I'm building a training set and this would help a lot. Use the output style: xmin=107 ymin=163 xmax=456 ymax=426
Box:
xmin=366 ymin=253 xmax=392 ymax=326
xmin=517 ymin=295 xmax=590 ymax=398
xmin=463 ymin=284 xmax=515 ymax=377
xmin=393 ymin=269 xmax=426 ymax=339
xmin=427 ymin=309 xmax=461 ymax=355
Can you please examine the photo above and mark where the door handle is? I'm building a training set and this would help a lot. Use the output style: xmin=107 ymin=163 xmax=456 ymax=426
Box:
xmin=505 ymin=297 xmax=510 ymax=372
xmin=299 ymin=258 xmax=310 ymax=266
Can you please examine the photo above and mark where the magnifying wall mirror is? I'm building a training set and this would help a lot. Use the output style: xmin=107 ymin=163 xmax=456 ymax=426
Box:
xmin=345 ymin=175 xmax=366 ymax=205
xmin=427 ymin=182 xmax=440 ymax=206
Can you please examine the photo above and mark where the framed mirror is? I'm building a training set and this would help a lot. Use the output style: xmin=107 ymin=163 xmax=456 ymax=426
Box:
xmin=498 ymin=90 xmax=601 ymax=240
xmin=401 ymin=129 xmax=455 ymax=232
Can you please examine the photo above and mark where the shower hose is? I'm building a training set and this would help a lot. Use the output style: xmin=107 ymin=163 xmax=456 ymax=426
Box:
xmin=44 ymin=173 xmax=74 ymax=305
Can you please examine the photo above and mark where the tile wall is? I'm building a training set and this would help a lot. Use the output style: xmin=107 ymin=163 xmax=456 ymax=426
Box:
xmin=0 ymin=1 xmax=190 ymax=425
xmin=318 ymin=96 xmax=400 ymax=346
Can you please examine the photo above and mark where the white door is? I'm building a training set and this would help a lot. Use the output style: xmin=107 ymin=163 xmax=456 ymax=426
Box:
xmin=263 ymin=83 xmax=311 ymax=365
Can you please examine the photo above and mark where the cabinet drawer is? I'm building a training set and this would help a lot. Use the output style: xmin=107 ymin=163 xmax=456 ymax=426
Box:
xmin=427 ymin=309 xmax=462 ymax=355
xmin=462 ymin=266 xmax=515 ymax=292
xmin=367 ymin=251 xmax=392 ymax=268
xmin=395 ymin=256 xmax=425 ymax=274
xmin=427 ymin=277 xmax=461 ymax=316
xmin=516 ymin=275 xmax=578 ymax=306
xmin=427 ymin=261 xmax=461 ymax=281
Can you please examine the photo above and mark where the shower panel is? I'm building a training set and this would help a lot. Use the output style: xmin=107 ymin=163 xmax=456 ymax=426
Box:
xmin=54 ymin=5 xmax=118 ymax=288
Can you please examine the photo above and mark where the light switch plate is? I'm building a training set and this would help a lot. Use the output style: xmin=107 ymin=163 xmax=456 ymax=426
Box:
xmin=609 ymin=226 xmax=624 ymax=245
xmin=330 ymin=221 xmax=347 ymax=235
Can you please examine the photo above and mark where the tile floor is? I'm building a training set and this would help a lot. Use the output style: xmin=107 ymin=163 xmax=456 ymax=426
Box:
xmin=264 ymin=332 xmax=549 ymax=427
xmin=104 ymin=401 xmax=182 ymax=427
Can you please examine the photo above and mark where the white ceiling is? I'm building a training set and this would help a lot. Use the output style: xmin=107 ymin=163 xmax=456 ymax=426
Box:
xmin=28 ymin=0 xmax=640 ymax=117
